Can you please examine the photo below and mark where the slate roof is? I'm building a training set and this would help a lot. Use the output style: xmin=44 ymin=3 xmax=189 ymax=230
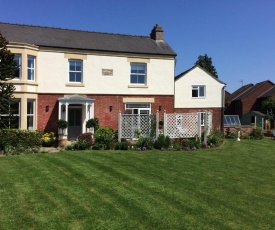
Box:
xmin=0 ymin=22 xmax=176 ymax=56
xmin=233 ymin=80 xmax=274 ymax=101
xmin=228 ymin=83 xmax=254 ymax=101
xmin=175 ymin=65 xmax=225 ymax=85
xmin=258 ymin=85 xmax=275 ymax=98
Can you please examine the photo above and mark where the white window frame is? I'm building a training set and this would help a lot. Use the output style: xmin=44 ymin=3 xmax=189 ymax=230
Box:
xmin=69 ymin=60 xmax=83 ymax=83
xmin=0 ymin=100 xmax=21 ymax=128
xmin=199 ymin=112 xmax=205 ymax=126
xmin=124 ymin=103 xmax=151 ymax=115
xmin=27 ymin=56 xmax=35 ymax=81
xmin=14 ymin=54 xmax=21 ymax=79
xmin=130 ymin=63 xmax=146 ymax=84
xmin=27 ymin=100 xmax=35 ymax=130
xmin=192 ymin=85 xmax=205 ymax=98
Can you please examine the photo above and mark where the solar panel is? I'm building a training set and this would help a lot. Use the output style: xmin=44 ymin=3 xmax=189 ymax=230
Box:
xmin=224 ymin=115 xmax=241 ymax=126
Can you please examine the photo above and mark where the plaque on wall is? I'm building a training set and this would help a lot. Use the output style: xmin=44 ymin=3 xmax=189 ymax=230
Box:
xmin=102 ymin=69 xmax=113 ymax=76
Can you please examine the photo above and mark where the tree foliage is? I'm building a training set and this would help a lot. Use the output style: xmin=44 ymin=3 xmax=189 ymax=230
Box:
xmin=195 ymin=54 xmax=218 ymax=78
xmin=261 ymin=97 xmax=275 ymax=121
xmin=0 ymin=32 xmax=17 ymax=129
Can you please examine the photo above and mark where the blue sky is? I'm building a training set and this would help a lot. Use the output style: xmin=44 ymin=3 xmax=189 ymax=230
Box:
xmin=1 ymin=0 xmax=274 ymax=93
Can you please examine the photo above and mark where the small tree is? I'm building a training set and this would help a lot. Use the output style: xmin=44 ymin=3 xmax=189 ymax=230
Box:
xmin=262 ymin=97 xmax=275 ymax=127
xmin=0 ymin=32 xmax=17 ymax=129
xmin=195 ymin=54 xmax=218 ymax=78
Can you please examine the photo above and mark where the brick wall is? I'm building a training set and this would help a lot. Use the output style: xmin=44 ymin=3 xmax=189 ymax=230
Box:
xmin=37 ymin=94 xmax=174 ymax=133
xmin=174 ymin=107 xmax=223 ymax=129
xmin=90 ymin=94 xmax=174 ymax=129
xmin=38 ymin=94 xmax=63 ymax=134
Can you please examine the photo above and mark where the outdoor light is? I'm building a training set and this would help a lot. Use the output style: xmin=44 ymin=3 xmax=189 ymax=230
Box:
xmin=62 ymin=105 xmax=66 ymax=112
xmin=109 ymin=106 xmax=113 ymax=112
xmin=45 ymin=106 xmax=49 ymax=112
xmin=159 ymin=105 xmax=162 ymax=111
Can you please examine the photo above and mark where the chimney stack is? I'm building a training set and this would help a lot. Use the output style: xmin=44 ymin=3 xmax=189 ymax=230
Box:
xmin=150 ymin=24 xmax=164 ymax=40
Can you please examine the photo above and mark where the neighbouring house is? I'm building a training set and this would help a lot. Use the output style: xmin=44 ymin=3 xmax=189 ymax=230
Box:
xmin=174 ymin=65 xmax=226 ymax=130
xmin=225 ymin=80 xmax=274 ymax=129
xmin=0 ymin=22 xmax=176 ymax=139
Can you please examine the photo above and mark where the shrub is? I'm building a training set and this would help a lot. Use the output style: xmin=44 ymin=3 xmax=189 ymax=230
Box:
xmin=94 ymin=127 xmax=115 ymax=149
xmin=136 ymin=136 xmax=154 ymax=150
xmin=42 ymin=132 xmax=56 ymax=147
xmin=181 ymin=139 xmax=191 ymax=148
xmin=0 ymin=129 xmax=43 ymax=155
xmin=172 ymin=141 xmax=182 ymax=151
xmin=78 ymin=133 xmax=94 ymax=147
xmin=189 ymin=137 xmax=201 ymax=149
xmin=249 ymin=127 xmax=264 ymax=140
xmin=207 ymin=129 xmax=224 ymax=147
xmin=114 ymin=141 xmax=129 ymax=150
xmin=154 ymin=135 xmax=170 ymax=149
xmin=74 ymin=139 xmax=90 ymax=150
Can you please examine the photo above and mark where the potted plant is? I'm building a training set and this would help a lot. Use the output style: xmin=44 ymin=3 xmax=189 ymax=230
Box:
xmin=56 ymin=119 xmax=68 ymax=134
xmin=86 ymin=118 xmax=99 ymax=133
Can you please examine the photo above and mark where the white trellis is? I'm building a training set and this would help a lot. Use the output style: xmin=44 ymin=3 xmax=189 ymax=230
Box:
xmin=164 ymin=111 xmax=212 ymax=140
xmin=118 ymin=112 xmax=158 ymax=142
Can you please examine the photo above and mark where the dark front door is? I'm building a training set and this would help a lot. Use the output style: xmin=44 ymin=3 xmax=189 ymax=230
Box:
xmin=68 ymin=108 xmax=82 ymax=139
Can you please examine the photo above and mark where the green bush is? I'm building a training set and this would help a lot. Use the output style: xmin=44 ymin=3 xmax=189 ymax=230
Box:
xmin=172 ymin=141 xmax=182 ymax=151
xmin=207 ymin=129 xmax=224 ymax=147
xmin=0 ymin=129 xmax=43 ymax=155
xmin=114 ymin=141 xmax=129 ymax=150
xmin=154 ymin=135 xmax=170 ymax=149
xmin=74 ymin=139 xmax=90 ymax=150
xmin=249 ymin=127 xmax=264 ymax=140
xmin=136 ymin=136 xmax=154 ymax=150
xmin=94 ymin=127 xmax=115 ymax=149
xmin=181 ymin=139 xmax=191 ymax=148
xmin=42 ymin=132 xmax=56 ymax=147
xmin=189 ymin=137 xmax=201 ymax=149
xmin=78 ymin=133 xmax=94 ymax=147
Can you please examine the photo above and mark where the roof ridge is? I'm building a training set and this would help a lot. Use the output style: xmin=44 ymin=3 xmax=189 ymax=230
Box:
xmin=0 ymin=21 xmax=149 ymax=39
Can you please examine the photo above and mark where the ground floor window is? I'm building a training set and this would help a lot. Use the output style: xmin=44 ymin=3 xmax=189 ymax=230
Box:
xmin=0 ymin=100 xmax=21 ymax=128
xmin=27 ymin=100 xmax=35 ymax=130
xmin=199 ymin=112 xmax=205 ymax=126
xmin=124 ymin=103 xmax=151 ymax=115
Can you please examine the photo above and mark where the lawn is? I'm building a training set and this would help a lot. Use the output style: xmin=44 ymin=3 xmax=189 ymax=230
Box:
xmin=0 ymin=139 xmax=274 ymax=229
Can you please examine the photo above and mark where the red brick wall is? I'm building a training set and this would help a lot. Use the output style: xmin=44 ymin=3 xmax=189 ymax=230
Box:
xmin=90 ymin=94 xmax=174 ymax=129
xmin=174 ymin=108 xmax=223 ymax=129
xmin=38 ymin=94 xmax=63 ymax=134
xmin=37 ymin=94 xmax=174 ymax=133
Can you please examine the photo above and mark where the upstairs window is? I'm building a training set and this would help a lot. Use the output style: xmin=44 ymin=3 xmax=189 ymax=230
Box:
xmin=192 ymin=85 xmax=205 ymax=98
xmin=69 ymin=60 xmax=82 ymax=82
xmin=14 ymin=54 xmax=21 ymax=79
xmin=130 ymin=64 xmax=146 ymax=84
xmin=27 ymin=56 xmax=35 ymax=80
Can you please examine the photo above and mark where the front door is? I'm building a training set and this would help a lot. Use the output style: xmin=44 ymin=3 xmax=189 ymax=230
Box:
xmin=68 ymin=107 xmax=82 ymax=139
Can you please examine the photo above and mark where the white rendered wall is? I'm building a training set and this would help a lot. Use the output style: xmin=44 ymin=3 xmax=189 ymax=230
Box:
xmin=37 ymin=51 xmax=175 ymax=95
xmin=175 ymin=67 xmax=225 ymax=108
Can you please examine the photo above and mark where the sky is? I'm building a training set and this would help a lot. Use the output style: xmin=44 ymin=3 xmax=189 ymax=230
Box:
xmin=0 ymin=0 xmax=274 ymax=93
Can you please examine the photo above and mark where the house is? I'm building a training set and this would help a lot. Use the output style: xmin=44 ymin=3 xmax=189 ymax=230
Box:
xmin=225 ymin=80 xmax=274 ymax=129
xmin=174 ymin=65 xmax=226 ymax=130
xmin=0 ymin=22 xmax=176 ymax=138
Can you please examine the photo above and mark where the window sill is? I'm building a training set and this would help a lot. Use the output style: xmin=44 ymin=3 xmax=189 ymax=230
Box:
xmin=65 ymin=83 xmax=85 ymax=87
xmin=192 ymin=97 xmax=206 ymax=99
xmin=128 ymin=84 xmax=148 ymax=88
xmin=8 ymin=80 xmax=38 ymax=86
